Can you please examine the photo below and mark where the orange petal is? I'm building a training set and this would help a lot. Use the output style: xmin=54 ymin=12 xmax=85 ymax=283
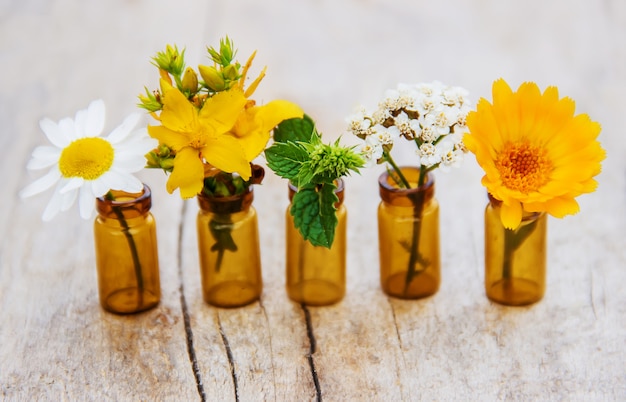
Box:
xmin=500 ymin=200 xmax=523 ymax=229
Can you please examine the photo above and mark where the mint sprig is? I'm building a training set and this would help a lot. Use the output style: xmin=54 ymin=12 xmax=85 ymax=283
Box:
xmin=265 ymin=115 xmax=364 ymax=248
xmin=290 ymin=183 xmax=339 ymax=248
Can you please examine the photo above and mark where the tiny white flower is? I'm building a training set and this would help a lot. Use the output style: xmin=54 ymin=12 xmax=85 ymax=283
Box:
xmin=423 ymin=106 xmax=456 ymax=135
xmin=418 ymin=143 xmax=441 ymax=167
xmin=20 ymin=100 xmax=157 ymax=221
xmin=437 ymin=137 xmax=465 ymax=171
xmin=360 ymin=141 xmax=383 ymax=167
xmin=419 ymin=124 xmax=439 ymax=143
xmin=346 ymin=107 xmax=372 ymax=137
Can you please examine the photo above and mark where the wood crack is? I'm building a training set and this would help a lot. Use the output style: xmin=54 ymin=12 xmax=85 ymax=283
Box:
xmin=177 ymin=201 xmax=206 ymax=402
xmin=302 ymin=304 xmax=322 ymax=402
xmin=388 ymin=298 xmax=408 ymax=401
xmin=258 ymin=299 xmax=278 ymax=401
xmin=218 ymin=313 xmax=239 ymax=402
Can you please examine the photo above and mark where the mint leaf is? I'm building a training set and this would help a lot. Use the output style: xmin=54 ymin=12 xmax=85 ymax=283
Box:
xmin=265 ymin=142 xmax=308 ymax=181
xmin=290 ymin=183 xmax=339 ymax=248
xmin=273 ymin=114 xmax=318 ymax=143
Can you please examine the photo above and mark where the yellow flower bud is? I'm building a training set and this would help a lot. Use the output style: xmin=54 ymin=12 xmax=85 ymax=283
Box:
xmin=182 ymin=67 xmax=198 ymax=94
xmin=222 ymin=64 xmax=240 ymax=81
xmin=198 ymin=65 xmax=225 ymax=92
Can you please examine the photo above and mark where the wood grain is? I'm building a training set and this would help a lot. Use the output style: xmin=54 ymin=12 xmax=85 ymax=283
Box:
xmin=2 ymin=0 xmax=626 ymax=400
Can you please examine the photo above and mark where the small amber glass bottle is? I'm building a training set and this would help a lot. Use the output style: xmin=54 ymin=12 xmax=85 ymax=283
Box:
xmin=378 ymin=167 xmax=440 ymax=299
xmin=94 ymin=185 xmax=160 ymax=314
xmin=197 ymin=187 xmax=262 ymax=308
xmin=484 ymin=194 xmax=547 ymax=306
xmin=286 ymin=180 xmax=347 ymax=306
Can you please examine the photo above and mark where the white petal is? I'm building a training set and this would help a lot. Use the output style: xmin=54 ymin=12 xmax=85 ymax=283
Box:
xmin=91 ymin=176 xmax=112 ymax=197
xmin=59 ymin=177 xmax=84 ymax=194
xmin=39 ymin=118 xmax=70 ymax=148
xmin=79 ymin=184 xmax=95 ymax=220
xmin=117 ymin=136 xmax=157 ymax=156
xmin=104 ymin=169 xmax=143 ymax=192
xmin=58 ymin=117 xmax=78 ymax=142
xmin=111 ymin=155 xmax=146 ymax=173
xmin=60 ymin=187 xmax=78 ymax=212
xmin=84 ymin=99 xmax=105 ymax=137
xmin=27 ymin=146 xmax=61 ymax=170
xmin=42 ymin=186 xmax=64 ymax=222
xmin=74 ymin=109 xmax=87 ymax=137
xmin=20 ymin=168 xmax=61 ymax=198
xmin=107 ymin=113 xmax=141 ymax=144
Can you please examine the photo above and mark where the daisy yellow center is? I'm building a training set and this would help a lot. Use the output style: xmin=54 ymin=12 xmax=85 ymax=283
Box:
xmin=495 ymin=141 xmax=553 ymax=194
xmin=59 ymin=137 xmax=114 ymax=180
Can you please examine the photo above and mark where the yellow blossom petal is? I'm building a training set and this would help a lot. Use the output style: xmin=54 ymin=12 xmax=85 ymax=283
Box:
xmin=167 ymin=147 xmax=205 ymax=198
xmin=231 ymin=100 xmax=304 ymax=160
xmin=202 ymin=135 xmax=252 ymax=180
xmin=147 ymin=125 xmax=191 ymax=151
xmin=198 ymin=88 xmax=247 ymax=135
xmin=160 ymin=80 xmax=198 ymax=133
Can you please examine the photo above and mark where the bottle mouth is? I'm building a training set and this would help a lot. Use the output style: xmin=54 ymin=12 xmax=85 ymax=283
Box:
xmin=378 ymin=167 xmax=434 ymax=205
xmin=287 ymin=179 xmax=345 ymax=205
xmin=197 ymin=185 xmax=254 ymax=214
xmin=96 ymin=184 xmax=151 ymax=217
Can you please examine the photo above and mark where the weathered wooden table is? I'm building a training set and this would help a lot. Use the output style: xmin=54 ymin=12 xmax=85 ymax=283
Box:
xmin=2 ymin=0 xmax=625 ymax=400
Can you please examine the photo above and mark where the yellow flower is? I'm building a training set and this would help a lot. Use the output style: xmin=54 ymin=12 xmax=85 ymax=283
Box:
xmin=465 ymin=79 xmax=605 ymax=229
xmin=148 ymin=77 xmax=303 ymax=199
xmin=148 ymin=80 xmax=250 ymax=198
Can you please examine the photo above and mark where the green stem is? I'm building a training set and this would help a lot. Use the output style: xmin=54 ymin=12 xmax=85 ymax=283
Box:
xmin=502 ymin=220 xmax=540 ymax=282
xmin=111 ymin=205 xmax=144 ymax=307
xmin=384 ymin=151 xmax=411 ymax=189
xmin=209 ymin=214 xmax=237 ymax=273
xmin=403 ymin=186 xmax=425 ymax=296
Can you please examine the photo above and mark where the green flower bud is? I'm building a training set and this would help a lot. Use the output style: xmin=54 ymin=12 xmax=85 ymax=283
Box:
xmin=182 ymin=67 xmax=199 ymax=94
xmin=152 ymin=45 xmax=185 ymax=76
xmin=137 ymin=87 xmax=162 ymax=112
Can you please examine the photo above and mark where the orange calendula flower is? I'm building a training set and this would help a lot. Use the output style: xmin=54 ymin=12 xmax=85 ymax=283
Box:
xmin=464 ymin=79 xmax=605 ymax=229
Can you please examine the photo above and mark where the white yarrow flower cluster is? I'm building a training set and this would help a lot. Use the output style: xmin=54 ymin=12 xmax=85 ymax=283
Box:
xmin=20 ymin=100 xmax=157 ymax=221
xmin=347 ymin=81 xmax=471 ymax=170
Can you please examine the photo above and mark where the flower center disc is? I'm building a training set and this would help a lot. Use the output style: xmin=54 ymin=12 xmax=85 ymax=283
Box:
xmin=59 ymin=137 xmax=114 ymax=180
xmin=495 ymin=141 xmax=552 ymax=194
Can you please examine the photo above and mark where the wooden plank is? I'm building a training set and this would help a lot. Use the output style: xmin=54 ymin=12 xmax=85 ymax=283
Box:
xmin=2 ymin=0 xmax=626 ymax=400
xmin=0 ymin=166 xmax=199 ymax=400
xmin=180 ymin=175 xmax=317 ymax=400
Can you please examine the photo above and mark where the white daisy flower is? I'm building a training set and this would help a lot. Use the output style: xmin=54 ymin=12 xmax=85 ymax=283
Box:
xmin=20 ymin=100 xmax=157 ymax=221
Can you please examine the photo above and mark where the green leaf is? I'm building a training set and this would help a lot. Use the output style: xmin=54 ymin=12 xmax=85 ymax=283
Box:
xmin=273 ymin=114 xmax=318 ymax=143
xmin=290 ymin=183 xmax=339 ymax=248
xmin=264 ymin=142 xmax=309 ymax=181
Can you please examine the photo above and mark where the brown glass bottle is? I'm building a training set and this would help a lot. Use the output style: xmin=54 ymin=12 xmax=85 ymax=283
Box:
xmin=378 ymin=167 xmax=440 ymax=299
xmin=484 ymin=195 xmax=547 ymax=306
xmin=94 ymin=185 xmax=160 ymax=314
xmin=197 ymin=187 xmax=262 ymax=307
xmin=286 ymin=180 xmax=347 ymax=306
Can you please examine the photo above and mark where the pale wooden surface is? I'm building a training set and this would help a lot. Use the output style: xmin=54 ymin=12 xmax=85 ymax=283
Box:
xmin=1 ymin=0 xmax=625 ymax=401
